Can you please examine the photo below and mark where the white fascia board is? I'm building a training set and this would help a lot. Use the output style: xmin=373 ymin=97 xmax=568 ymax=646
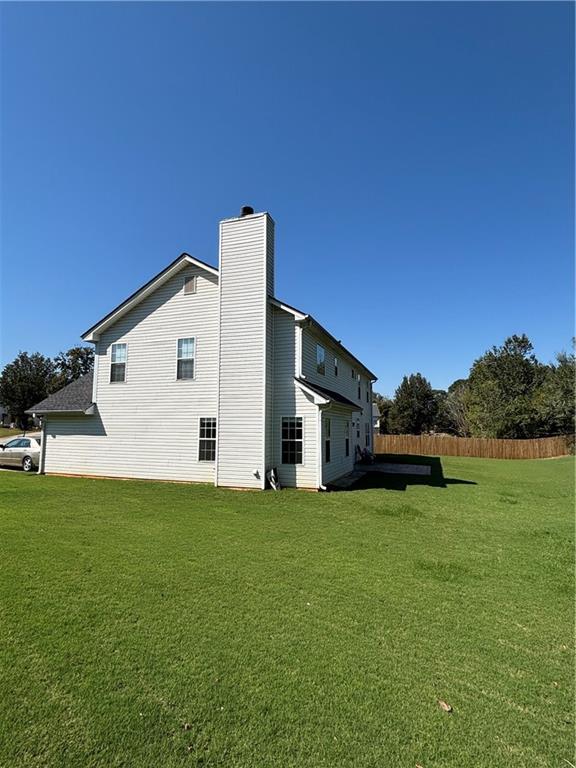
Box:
xmin=82 ymin=255 xmax=217 ymax=342
xmin=269 ymin=298 xmax=308 ymax=322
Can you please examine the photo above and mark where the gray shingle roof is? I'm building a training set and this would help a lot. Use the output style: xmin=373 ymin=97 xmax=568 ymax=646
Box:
xmin=26 ymin=372 xmax=94 ymax=414
xmin=295 ymin=378 xmax=362 ymax=411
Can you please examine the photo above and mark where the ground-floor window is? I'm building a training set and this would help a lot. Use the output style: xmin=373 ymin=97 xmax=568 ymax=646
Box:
xmin=324 ymin=417 xmax=331 ymax=463
xmin=282 ymin=417 xmax=303 ymax=464
xmin=199 ymin=417 xmax=217 ymax=461
xmin=345 ymin=421 xmax=350 ymax=457
xmin=365 ymin=421 xmax=370 ymax=448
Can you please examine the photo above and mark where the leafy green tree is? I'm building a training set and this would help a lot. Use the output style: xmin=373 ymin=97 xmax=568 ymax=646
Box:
xmin=535 ymin=347 xmax=575 ymax=436
xmin=465 ymin=335 xmax=546 ymax=438
xmin=52 ymin=346 xmax=94 ymax=391
xmin=445 ymin=378 xmax=471 ymax=437
xmin=0 ymin=352 xmax=55 ymax=429
xmin=389 ymin=373 xmax=437 ymax=434
xmin=373 ymin=393 xmax=393 ymax=433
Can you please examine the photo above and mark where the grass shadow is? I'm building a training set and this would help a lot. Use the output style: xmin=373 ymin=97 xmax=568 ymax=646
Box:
xmin=350 ymin=454 xmax=477 ymax=491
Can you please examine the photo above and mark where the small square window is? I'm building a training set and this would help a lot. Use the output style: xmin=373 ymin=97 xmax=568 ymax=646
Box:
xmin=184 ymin=275 xmax=197 ymax=295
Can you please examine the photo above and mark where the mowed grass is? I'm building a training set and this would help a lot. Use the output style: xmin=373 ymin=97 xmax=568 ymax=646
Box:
xmin=0 ymin=457 xmax=573 ymax=768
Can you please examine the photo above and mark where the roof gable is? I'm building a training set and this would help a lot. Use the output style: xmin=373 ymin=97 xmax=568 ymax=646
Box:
xmin=82 ymin=254 xmax=218 ymax=341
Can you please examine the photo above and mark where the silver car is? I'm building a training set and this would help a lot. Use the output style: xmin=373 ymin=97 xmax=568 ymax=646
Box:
xmin=0 ymin=436 xmax=41 ymax=472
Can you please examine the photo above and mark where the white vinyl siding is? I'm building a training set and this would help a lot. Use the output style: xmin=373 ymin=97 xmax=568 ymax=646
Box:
xmin=271 ymin=307 xmax=318 ymax=488
xmin=43 ymin=265 xmax=219 ymax=482
xmin=321 ymin=408 xmax=356 ymax=484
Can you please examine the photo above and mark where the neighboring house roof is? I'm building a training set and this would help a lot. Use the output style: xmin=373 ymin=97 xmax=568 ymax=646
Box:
xmin=295 ymin=378 xmax=362 ymax=411
xmin=26 ymin=372 xmax=95 ymax=415
xmin=372 ymin=402 xmax=381 ymax=418
xmin=82 ymin=253 xmax=218 ymax=341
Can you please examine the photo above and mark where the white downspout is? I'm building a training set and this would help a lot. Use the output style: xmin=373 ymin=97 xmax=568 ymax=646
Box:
xmin=317 ymin=406 xmax=327 ymax=491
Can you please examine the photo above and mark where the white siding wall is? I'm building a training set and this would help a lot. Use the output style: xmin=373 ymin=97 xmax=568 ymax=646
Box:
xmin=301 ymin=327 xmax=370 ymax=458
xmin=216 ymin=213 xmax=274 ymax=489
xmin=271 ymin=307 xmax=318 ymax=488
xmin=44 ymin=264 xmax=219 ymax=481
xmin=321 ymin=407 xmax=355 ymax=484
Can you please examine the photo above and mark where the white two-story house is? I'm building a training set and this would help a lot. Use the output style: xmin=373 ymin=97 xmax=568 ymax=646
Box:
xmin=29 ymin=207 xmax=377 ymax=489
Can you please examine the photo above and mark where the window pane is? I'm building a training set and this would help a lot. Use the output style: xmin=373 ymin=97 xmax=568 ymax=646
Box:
xmin=110 ymin=362 xmax=126 ymax=382
xmin=178 ymin=338 xmax=195 ymax=359
xmin=184 ymin=275 xmax=197 ymax=294
xmin=177 ymin=359 xmax=194 ymax=380
xmin=316 ymin=345 xmax=325 ymax=375
xmin=111 ymin=343 xmax=127 ymax=363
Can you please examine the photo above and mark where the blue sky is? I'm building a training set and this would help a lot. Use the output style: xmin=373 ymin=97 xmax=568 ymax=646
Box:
xmin=1 ymin=2 xmax=573 ymax=396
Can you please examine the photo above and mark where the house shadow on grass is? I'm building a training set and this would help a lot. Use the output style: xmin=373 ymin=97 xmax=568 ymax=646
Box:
xmin=348 ymin=454 xmax=477 ymax=492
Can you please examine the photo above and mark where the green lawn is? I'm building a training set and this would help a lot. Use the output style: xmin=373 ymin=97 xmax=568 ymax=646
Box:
xmin=0 ymin=427 xmax=25 ymax=440
xmin=0 ymin=457 xmax=573 ymax=768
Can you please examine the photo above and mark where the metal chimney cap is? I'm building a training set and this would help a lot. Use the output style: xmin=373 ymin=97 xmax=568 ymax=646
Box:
xmin=240 ymin=205 xmax=254 ymax=217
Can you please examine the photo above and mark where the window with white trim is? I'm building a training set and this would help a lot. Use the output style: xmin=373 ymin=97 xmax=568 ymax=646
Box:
xmin=324 ymin=417 xmax=331 ymax=463
xmin=345 ymin=421 xmax=350 ymax=457
xmin=110 ymin=343 xmax=127 ymax=383
xmin=316 ymin=344 xmax=325 ymax=375
xmin=199 ymin=418 xmax=216 ymax=461
xmin=184 ymin=275 xmax=197 ymax=295
xmin=281 ymin=417 xmax=303 ymax=464
xmin=177 ymin=338 xmax=195 ymax=380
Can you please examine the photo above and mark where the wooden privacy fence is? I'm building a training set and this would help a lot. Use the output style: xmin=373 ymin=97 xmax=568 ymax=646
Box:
xmin=373 ymin=434 xmax=573 ymax=460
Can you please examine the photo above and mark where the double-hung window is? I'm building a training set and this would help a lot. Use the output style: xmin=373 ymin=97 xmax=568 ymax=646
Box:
xmin=357 ymin=374 xmax=361 ymax=400
xmin=282 ymin=417 xmax=303 ymax=464
xmin=177 ymin=338 xmax=195 ymax=380
xmin=345 ymin=421 xmax=350 ymax=457
xmin=199 ymin=418 xmax=217 ymax=461
xmin=324 ymin=417 xmax=331 ymax=463
xmin=316 ymin=344 xmax=325 ymax=375
xmin=110 ymin=343 xmax=127 ymax=383
xmin=334 ymin=357 xmax=339 ymax=377
xmin=365 ymin=422 xmax=370 ymax=448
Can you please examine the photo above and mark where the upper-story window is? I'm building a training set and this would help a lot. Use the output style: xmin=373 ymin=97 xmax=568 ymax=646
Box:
xmin=351 ymin=367 xmax=355 ymax=379
xmin=334 ymin=357 xmax=339 ymax=377
xmin=110 ymin=343 xmax=127 ymax=383
xmin=316 ymin=344 xmax=325 ymax=375
xmin=177 ymin=338 xmax=195 ymax=380
xmin=184 ymin=275 xmax=197 ymax=295
xmin=357 ymin=374 xmax=361 ymax=400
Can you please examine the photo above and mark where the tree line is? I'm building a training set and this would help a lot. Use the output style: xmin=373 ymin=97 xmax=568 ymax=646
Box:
xmin=375 ymin=335 xmax=575 ymax=439
xmin=0 ymin=347 xmax=94 ymax=428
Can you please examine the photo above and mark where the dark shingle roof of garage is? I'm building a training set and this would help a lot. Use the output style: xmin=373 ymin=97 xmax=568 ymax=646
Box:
xmin=26 ymin=372 xmax=94 ymax=414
